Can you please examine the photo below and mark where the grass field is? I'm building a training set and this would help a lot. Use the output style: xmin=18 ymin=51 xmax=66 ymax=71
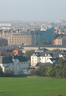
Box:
xmin=0 ymin=77 xmax=66 ymax=96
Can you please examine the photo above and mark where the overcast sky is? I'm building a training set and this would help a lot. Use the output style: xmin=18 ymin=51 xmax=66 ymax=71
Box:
xmin=0 ymin=0 xmax=66 ymax=22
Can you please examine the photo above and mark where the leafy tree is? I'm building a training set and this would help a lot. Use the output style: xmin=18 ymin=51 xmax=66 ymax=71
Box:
xmin=49 ymin=58 xmax=66 ymax=78
xmin=25 ymin=50 xmax=34 ymax=59
xmin=36 ymin=64 xmax=52 ymax=76
xmin=49 ymin=65 xmax=56 ymax=77
xmin=0 ymin=66 xmax=3 ymax=76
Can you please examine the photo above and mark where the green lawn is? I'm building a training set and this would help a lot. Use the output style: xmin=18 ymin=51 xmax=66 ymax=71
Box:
xmin=0 ymin=77 xmax=66 ymax=96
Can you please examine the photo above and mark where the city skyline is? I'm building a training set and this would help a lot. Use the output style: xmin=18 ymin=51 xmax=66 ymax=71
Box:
xmin=0 ymin=0 xmax=66 ymax=22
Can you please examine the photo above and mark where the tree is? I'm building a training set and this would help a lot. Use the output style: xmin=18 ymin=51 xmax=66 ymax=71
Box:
xmin=49 ymin=58 xmax=66 ymax=78
xmin=59 ymin=58 xmax=66 ymax=78
xmin=25 ymin=50 xmax=34 ymax=59
xmin=0 ymin=66 xmax=3 ymax=76
xmin=36 ymin=66 xmax=47 ymax=76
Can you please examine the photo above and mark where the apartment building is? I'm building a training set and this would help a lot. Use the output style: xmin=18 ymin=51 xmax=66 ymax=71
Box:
xmin=0 ymin=31 xmax=32 ymax=46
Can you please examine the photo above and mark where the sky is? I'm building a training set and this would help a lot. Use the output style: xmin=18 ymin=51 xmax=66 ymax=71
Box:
xmin=0 ymin=0 xmax=66 ymax=22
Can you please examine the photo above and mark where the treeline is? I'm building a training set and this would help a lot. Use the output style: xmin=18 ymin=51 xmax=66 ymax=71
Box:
xmin=31 ymin=58 xmax=66 ymax=78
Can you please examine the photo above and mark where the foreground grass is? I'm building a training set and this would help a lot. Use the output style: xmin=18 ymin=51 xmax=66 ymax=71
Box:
xmin=0 ymin=77 xmax=66 ymax=96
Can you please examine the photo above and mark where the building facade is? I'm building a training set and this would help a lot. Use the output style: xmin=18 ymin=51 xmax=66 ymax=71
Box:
xmin=0 ymin=27 xmax=63 ymax=46
xmin=52 ymin=38 xmax=62 ymax=46
xmin=0 ymin=31 xmax=32 ymax=46
xmin=0 ymin=56 xmax=30 ymax=75
xmin=0 ymin=38 xmax=8 ymax=46
xmin=31 ymin=51 xmax=53 ymax=67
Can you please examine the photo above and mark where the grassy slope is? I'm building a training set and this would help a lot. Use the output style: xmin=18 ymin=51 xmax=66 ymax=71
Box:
xmin=0 ymin=77 xmax=66 ymax=96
